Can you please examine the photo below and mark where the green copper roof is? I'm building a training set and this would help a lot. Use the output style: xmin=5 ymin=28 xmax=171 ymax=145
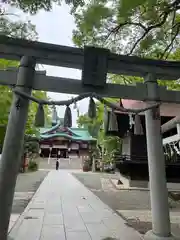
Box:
xmin=39 ymin=123 xmax=96 ymax=142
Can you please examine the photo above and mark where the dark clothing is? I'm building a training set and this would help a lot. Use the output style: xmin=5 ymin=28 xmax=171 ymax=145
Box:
xmin=56 ymin=160 xmax=59 ymax=170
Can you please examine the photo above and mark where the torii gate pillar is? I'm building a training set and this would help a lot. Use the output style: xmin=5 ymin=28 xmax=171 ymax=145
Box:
xmin=0 ymin=56 xmax=35 ymax=240
xmin=144 ymin=75 xmax=175 ymax=240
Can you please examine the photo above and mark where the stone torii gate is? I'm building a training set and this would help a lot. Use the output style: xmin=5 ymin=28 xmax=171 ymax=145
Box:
xmin=0 ymin=36 xmax=180 ymax=240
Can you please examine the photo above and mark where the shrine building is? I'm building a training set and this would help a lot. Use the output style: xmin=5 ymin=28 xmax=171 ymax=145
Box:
xmin=39 ymin=121 xmax=96 ymax=159
xmin=105 ymin=99 xmax=180 ymax=188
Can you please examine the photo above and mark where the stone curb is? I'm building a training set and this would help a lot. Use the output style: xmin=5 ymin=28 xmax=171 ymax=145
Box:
xmin=110 ymin=178 xmax=150 ymax=191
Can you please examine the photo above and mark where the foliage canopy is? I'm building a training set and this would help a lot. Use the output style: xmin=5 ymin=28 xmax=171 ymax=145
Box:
xmin=75 ymin=0 xmax=180 ymax=162
xmin=72 ymin=0 xmax=180 ymax=60
xmin=1 ymin=0 xmax=84 ymax=14
xmin=0 ymin=8 xmax=50 ymax=145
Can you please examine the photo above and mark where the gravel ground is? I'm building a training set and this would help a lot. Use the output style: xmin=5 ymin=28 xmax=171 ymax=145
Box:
xmin=72 ymin=172 xmax=180 ymax=235
xmin=72 ymin=172 xmax=151 ymax=210
xmin=12 ymin=170 xmax=49 ymax=214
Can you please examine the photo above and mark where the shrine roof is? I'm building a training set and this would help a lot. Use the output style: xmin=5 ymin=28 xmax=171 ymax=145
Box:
xmin=39 ymin=123 xmax=96 ymax=142
xmin=119 ymin=99 xmax=180 ymax=117
xmin=104 ymin=99 xmax=180 ymax=138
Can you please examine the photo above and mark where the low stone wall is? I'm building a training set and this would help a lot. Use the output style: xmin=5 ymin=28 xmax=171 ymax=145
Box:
xmin=114 ymin=172 xmax=180 ymax=191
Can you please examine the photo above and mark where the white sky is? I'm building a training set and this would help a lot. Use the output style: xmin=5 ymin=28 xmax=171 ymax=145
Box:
xmin=6 ymin=2 xmax=89 ymax=126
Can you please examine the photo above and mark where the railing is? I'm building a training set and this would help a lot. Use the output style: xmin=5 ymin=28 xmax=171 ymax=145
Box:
xmin=114 ymin=154 xmax=148 ymax=163
xmin=114 ymin=153 xmax=180 ymax=164
xmin=114 ymin=153 xmax=180 ymax=182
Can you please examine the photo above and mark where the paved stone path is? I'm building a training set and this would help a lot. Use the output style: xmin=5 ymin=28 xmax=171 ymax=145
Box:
xmin=9 ymin=170 xmax=143 ymax=240
xmin=9 ymin=171 xmax=48 ymax=233
xmin=72 ymin=172 xmax=180 ymax=236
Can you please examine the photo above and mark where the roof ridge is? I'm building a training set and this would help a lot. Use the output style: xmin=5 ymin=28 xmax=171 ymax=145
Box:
xmin=41 ymin=122 xmax=61 ymax=134
xmin=71 ymin=127 xmax=88 ymax=130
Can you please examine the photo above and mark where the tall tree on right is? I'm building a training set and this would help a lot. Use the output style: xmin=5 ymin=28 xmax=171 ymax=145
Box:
xmin=72 ymin=0 xmax=180 ymax=97
xmin=72 ymin=0 xmax=180 ymax=60
xmin=73 ymin=0 xmax=180 ymax=163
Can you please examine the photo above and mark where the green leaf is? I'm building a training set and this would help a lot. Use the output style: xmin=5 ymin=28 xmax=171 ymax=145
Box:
xmin=140 ymin=34 xmax=154 ymax=49
xmin=82 ymin=3 xmax=112 ymax=33
xmin=118 ymin=0 xmax=147 ymax=18
xmin=72 ymin=0 xmax=179 ymax=60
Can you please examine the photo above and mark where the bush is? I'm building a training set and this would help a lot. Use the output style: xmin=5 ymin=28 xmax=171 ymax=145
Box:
xmin=28 ymin=161 xmax=38 ymax=171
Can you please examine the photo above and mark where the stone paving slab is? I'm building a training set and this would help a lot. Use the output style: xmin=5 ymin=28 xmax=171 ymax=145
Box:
xmin=118 ymin=210 xmax=180 ymax=223
xmin=117 ymin=209 xmax=180 ymax=236
xmin=9 ymin=170 xmax=143 ymax=240
xmin=9 ymin=214 xmax=20 ymax=232
xmin=9 ymin=193 xmax=34 ymax=232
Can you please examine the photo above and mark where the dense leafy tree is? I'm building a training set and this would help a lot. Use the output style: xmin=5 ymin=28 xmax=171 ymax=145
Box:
xmin=72 ymin=0 xmax=180 ymax=59
xmin=25 ymin=91 xmax=51 ymax=135
xmin=77 ymin=101 xmax=121 ymax=164
xmin=0 ymin=9 xmax=50 ymax=145
xmin=1 ymin=0 xmax=84 ymax=14
xmin=0 ymin=65 xmax=51 ymax=143
xmin=0 ymin=17 xmax=37 ymax=39
xmin=74 ymin=0 xmax=180 ymax=163
xmin=71 ymin=0 xmax=180 ymax=95
xmin=77 ymin=102 xmax=103 ymax=138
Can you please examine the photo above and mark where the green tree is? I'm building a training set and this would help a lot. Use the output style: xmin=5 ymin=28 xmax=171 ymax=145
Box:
xmin=77 ymin=102 xmax=103 ymax=138
xmin=71 ymin=0 xmax=180 ymax=94
xmin=1 ymin=0 xmax=84 ymax=14
xmin=73 ymin=1 xmax=180 ymax=166
xmin=0 ymin=16 xmax=37 ymax=40
xmin=77 ymin=101 xmax=121 ymax=164
xmin=0 ymin=70 xmax=51 ymax=143
xmin=72 ymin=0 xmax=180 ymax=60
xmin=26 ymin=91 xmax=51 ymax=135
xmin=0 ymin=10 xmax=50 ymax=144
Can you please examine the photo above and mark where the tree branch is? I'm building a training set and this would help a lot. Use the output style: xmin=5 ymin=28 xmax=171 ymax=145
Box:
xmin=160 ymin=23 xmax=180 ymax=59
xmin=105 ymin=0 xmax=180 ymax=56
xmin=105 ymin=21 xmax=147 ymax=42
xmin=128 ymin=31 xmax=148 ymax=55
xmin=113 ymin=22 xmax=147 ymax=32
xmin=0 ymin=7 xmax=19 ymax=17
xmin=128 ymin=0 xmax=180 ymax=55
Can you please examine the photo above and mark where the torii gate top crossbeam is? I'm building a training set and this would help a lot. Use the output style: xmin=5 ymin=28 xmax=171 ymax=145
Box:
xmin=0 ymin=36 xmax=180 ymax=80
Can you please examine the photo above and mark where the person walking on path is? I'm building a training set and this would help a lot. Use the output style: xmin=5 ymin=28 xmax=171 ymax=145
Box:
xmin=56 ymin=159 xmax=59 ymax=170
